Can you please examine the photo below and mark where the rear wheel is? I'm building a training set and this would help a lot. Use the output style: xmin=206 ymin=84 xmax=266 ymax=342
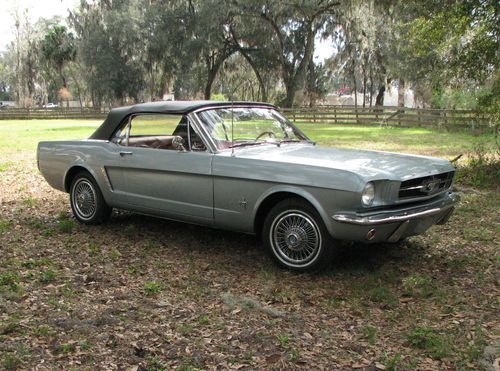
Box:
xmin=263 ymin=198 xmax=336 ymax=272
xmin=70 ymin=171 xmax=111 ymax=224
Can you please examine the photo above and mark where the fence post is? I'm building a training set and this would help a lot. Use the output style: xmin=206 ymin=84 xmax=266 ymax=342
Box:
xmin=334 ymin=107 xmax=337 ymax=124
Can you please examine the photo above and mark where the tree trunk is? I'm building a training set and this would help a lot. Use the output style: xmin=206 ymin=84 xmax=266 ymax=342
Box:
xmin=239 ymin=51 xmax=267 ymax=102
xmin=375 ymin=85 xmax=385 ymax=106
xmin=362 ymin=65 xmax=367 ymax=108
xmin=282 ymin=82 xmax=297 ymax=108
xmin=280 ymin=26 xmax=315 ymax=108
xmin=369 ymin=73 xmax=374 ymax=107
xmin=204 ymin=49 xmax=234 ymax=100
xmin=159 ymin=69 xmax=171 ymax=100
xmin=353 ymin=73 xmax=357 ymax=108
xmin=398 ymin=79 xmax=405 ymax=107
xmin=204 ymin=67 xmax=218 ymax=100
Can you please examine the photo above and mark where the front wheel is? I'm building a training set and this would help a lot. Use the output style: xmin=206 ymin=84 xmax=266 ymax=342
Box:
xmin=263 ymin=198 xmax=336 ymax=272
xmin=70 ymin=171 xmax=112 ymax=224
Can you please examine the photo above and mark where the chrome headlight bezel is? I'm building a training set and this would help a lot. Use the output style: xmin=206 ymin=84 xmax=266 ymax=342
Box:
xmin=362 ymin=182 xmax=375 ymax=206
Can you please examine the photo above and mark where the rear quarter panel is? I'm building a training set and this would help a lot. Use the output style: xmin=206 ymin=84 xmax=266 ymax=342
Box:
xmin=37 ymin=140 xmax=111 ymax=197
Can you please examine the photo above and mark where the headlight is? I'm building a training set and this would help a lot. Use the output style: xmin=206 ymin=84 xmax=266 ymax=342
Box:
xmin=362 ymin=182 xmax=375 ymax=206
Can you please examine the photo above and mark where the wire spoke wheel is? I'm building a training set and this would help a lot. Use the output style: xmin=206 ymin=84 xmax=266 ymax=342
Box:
xmin=72 ymin=179 xmax=97 ymax=220
xmin=270 ymin=210 xmax=322 ymax=267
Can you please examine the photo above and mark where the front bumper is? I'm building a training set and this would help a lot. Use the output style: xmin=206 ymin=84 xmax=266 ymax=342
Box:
xmin=331 ymin=192 xmax=459 ymax=243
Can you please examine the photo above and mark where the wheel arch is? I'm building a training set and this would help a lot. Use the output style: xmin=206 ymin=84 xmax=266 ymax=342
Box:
xmin=64 ymin=165 xmax=97 ymax=192
xmin=253 ymin=187 xmax=331 ymax=237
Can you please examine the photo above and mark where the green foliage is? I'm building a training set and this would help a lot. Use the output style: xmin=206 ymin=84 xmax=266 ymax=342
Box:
xmin=403 ymin=1 xmax=498 ymax=83
xmin=401 ymin=274 xmax=437 ymax=298
xmin=177 ymin=323 xmax=194 ymax=336
xmin=305 ymin=61 xmax=332 ymax=106
xmin=455 ymin=144 xmax=500 ymax=189
xmin=0 ymin=219 xmax=12 ymax=233
xmin=276 ymin=333 xmax=290 ymax=348
xmin=54 ymin=342 xmax=76 ymax=354
xmin=367 ymin=286 xmax=398 ymax=308
xmin=2 ymin=353 xmax=22 ymax=370
xmin=211 ymin=93 xmax=227 ymax=101
xmin=197 ymin=314 xmax=210 ymax=326
xmin=384 ymin=353 xmax=403 ymax=371
xmin=407 ymin=327 xmax=451 ymax=359
xmin=0 ymin=272 xmax=20 ymax=291
xmin=477 ymin=71 xmax=500 ymax=127
xmin=22 ymin=196 xmax=38 ymax=207
xmin=2 ymin=0 xmax=498 ymax=110
xmin=363 ymin=325 xmax=377 ymax=345
xmin=40 ymin=25 xmax=76 ymax=89
xmin=38 ymin=269 xmax=56 ymax=283
xmin=57 ymin=219 xmax=74 ymax=234
xmin=70 ymin=0 xmax=145 ymax=105
xmin=144 ymin=281 xmax=163 ymax=296
xmin=240 ymin=0 xmax=340 ymax=106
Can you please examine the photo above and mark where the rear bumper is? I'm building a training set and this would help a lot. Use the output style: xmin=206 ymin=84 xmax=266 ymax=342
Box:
xmin=331 ymin=192 xmax=459 ymax=243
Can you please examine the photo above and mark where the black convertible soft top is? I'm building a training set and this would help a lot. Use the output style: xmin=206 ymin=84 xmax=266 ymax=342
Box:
xmin=89 ymin=100 xmax=276 ymax=140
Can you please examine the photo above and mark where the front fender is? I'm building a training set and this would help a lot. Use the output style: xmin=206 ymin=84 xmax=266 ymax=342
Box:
xmin=252 ymin=185 xmax=335 ymax=236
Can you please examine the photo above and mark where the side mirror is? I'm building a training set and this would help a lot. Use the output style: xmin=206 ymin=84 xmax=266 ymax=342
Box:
xmin=172 ymin=136 xmax=187 ymax=152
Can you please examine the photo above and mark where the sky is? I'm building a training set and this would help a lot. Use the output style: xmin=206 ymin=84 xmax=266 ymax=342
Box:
xmin=0 ymin=0 xmax=79 ymax=52
xmin=0 ymin=0 xmax=334 ymax=60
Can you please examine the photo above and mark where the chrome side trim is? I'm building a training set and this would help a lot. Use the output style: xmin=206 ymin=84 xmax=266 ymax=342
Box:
xmin=332 ymin=192 xmax=459 ymax=226
xmin=101 ymin=166 xmax=113 ymax=191
xmin=82 ymin=139 xmax=110 ymax=143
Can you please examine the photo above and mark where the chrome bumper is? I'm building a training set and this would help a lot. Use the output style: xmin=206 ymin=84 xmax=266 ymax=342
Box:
xmin=332 ymin=192 xmax=460 ymax=226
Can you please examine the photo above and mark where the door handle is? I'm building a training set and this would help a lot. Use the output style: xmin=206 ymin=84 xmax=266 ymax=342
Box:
xmin=119 ymin=151 xmax=133 ymax=156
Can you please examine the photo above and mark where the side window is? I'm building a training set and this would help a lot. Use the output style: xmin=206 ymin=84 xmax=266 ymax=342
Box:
xmin=130 ymin=114 xmax=181 ymax=137
xmin=114 ymin=114 xmax=206 ymax=151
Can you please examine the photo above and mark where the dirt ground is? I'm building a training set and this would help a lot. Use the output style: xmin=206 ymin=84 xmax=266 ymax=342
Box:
xmin=1 ymin=152 xmax=499 ymax=370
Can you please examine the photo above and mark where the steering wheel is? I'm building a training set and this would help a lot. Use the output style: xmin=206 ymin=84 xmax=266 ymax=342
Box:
xmin=255 ymin=131 xmax=276 ymax=141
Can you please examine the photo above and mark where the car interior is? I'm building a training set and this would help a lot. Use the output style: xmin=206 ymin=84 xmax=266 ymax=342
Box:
xmin=115 ymin=115 xmax=206 ymax=151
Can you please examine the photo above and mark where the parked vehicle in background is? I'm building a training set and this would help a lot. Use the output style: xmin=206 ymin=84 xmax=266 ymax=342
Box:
xmin=37 ymin=101 xmax=459 ymax=271
xmin=42 ymin=103 xmax=59 ymax=109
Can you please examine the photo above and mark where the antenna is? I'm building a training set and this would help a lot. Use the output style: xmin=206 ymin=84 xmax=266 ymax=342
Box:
xmin=231 ymin=99 xmax=234 ymax=157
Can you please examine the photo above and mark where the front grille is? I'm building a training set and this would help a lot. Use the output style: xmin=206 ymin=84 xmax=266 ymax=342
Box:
xmin=399 ymin=171 xmax=454 ymax=199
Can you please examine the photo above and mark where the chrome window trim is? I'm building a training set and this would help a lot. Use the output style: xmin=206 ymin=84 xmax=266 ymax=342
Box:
xmin=188 ymin=112 xmax=220 ymax=154
xmin=125 ymin=115 xmax=132 ymax=146
xmin=190 ymin=105 xmax=312 ymax=152
xmin=111 ymin=112 xmax=213 ymax=153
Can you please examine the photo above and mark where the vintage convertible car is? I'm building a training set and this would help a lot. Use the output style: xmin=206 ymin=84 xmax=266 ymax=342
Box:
xmin=37 ymin=101 xmax=459 ymax=271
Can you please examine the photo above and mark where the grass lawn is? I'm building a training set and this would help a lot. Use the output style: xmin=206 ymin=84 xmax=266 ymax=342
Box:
xmin=300 ymin=123 xmax=497 ymax=159
xmin=0 ymin=118 xmax=497 ymax=156
xmin=0 ymin=119 xmax=498 ymax=369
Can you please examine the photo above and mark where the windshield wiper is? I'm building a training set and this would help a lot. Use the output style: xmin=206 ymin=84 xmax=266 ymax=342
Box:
xmin=229 ymin=139 xmax=312 ymax=149
xmin=278 ymin=139 xmax=302 ymax=145
xmin=228 ymin=141 xmax=264 ymax=149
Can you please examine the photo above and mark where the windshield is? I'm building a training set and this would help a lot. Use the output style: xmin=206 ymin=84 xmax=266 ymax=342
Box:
xmin=196 ymin=107 xmax=310 ymax=150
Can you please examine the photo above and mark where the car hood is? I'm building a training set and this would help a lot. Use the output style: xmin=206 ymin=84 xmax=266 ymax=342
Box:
xmin=228 ymin=144 xmax=454 ymax=181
